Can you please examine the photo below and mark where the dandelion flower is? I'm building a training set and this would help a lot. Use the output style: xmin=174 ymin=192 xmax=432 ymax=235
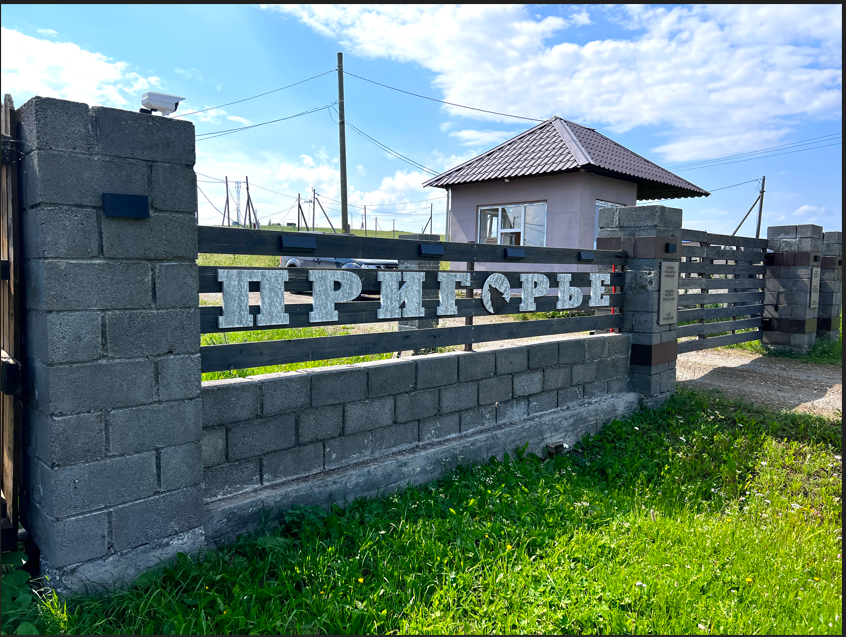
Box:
xmin=814 ymin=577 xmax=820 ymax=581
xmin=358 ymin=577 xmax=364 ymax=583
xmin=745 ymin=577 xmax=753 ymax=583
xmin=506 ymin=544 xmax=512 ymax=550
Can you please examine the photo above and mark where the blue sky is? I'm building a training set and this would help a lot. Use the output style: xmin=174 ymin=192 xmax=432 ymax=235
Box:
xmin=1 ymin=5 xmax=841 ymax=236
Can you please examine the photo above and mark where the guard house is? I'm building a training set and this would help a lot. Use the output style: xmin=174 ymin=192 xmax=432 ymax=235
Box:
xmin=424 ymin=117 xmax=709 ymax=271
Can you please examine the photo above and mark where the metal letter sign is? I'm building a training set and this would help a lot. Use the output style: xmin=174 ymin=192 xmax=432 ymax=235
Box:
xmin=658 ymin=261 xmax=679 ymax=325
xmin=809 ymin=267 xmax=820 ymax=309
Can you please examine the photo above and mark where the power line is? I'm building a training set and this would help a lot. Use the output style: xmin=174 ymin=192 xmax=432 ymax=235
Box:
xmin=173 ymin=68 xmax=337 ymax=119
xmin=317 ymin=191 xmax=446 ymax=209
xmin=344 ymin=70 xmax=545 ymax=122
xmin=638 ymin=177 xmax=761 ymax=205
xmin=673 ymin=141 xmax=842 ymax=172
xmin=668 ymin=132 xmax=842 ymax=170
xmin=196 ymin=103 xmax=337 ymax=141
xmin=197 ymin=184 xmax=224 ymax=216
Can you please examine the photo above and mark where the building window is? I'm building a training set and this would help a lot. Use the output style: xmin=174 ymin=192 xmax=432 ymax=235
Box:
xmin=478 ymin=202 xmax=547 ymax=247
xmin=595 ymin=200 xmax=624 ymax=248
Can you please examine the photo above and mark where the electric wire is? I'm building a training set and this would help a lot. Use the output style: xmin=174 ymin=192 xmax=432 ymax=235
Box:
xmin=667 ymin=133 xmax=842 ymax=170
xmin=673 ymin=141 xmax=842 ymax=171
xmin=343 ymin=70 xmax=545 ymax=122
xmin=196 ymin=184 xmax=224 ymax=216
xmin=173 ymin=68 xmax=337 ymax=119
xmin=196 ymin=103 xmax=337 ymax=141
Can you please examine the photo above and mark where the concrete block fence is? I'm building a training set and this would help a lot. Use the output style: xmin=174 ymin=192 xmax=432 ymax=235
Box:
xmin=818 ymin=231 xmax=842 ymax=341
xmin=11 ymin=96 xmax=842 ymax=594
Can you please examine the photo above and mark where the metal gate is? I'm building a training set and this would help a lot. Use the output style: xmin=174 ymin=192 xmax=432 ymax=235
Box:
xmin=1 ymin=94 xmax=22 ymax=550
xmin=677 ymin=229 xmax=767 ymax=353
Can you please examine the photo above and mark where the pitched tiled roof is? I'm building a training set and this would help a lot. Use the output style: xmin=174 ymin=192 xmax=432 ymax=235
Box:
xmin=423 ymin=117 xmax=709 ymax=200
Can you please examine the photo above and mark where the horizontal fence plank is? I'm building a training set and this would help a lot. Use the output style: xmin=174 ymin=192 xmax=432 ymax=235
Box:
xmin=706 ymin=232 xmax=769 ymax=249
xmin=677 ymin=277 xmax=764 ymax=290
xmin=678 ymin=329 xmax=761 ymax=354
xmin=200 ymin=313 xmax=624 ymax=372
xmin=680 ymin=244 xmax=706 ymax=258
xmin=679 ymin=262 xmax=766 ymax=275
xmin=677 ymin=291 xmax=765 ymax=306
xmin=198 ymin=266 xmax=625 ymax=294
xmin=678 ymin=304 xmax=764 ymax=322
xmin=198 ymin=227 xmax=628 ymax=266
xmin=706 ymin=246 xmax=764 ymax=260
xmin=200 ymin=293 xmax=623 ymax=333
xmin=676 ymin=317 xmax=762 ymax=338
xmin=681 ymin=229 xmax=708 ymax=243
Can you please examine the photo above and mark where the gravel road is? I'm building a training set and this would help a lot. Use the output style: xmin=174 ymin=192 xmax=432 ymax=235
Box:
xmin=677 ymin=348 xmax=842 ymax=417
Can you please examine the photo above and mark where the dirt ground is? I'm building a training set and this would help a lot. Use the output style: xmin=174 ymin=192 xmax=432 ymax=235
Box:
xmin=677 ymin=348 xmax=842 ymax=418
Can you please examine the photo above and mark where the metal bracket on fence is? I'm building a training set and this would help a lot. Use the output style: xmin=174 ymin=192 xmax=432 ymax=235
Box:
xmin=418 ymin=244 xmax=444 ymax=258
xmin=280 ymin=235 xmax=317 ymax=251
xmin=504 ymin=247 xmax=525 ymax=260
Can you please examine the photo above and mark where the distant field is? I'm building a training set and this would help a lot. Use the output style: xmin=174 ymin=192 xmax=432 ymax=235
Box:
xmin=222 ymin=223 xmax=445 ymax=241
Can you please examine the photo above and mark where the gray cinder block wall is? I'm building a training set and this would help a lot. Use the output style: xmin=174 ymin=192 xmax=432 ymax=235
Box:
xmin=17 ymin=97 xmax=202 ymax=592
xmin=201 ymin=335 xmax=635 ymax=543
xmin=818 ymin=232 xmax=842 ymax=341
xmin=763 ymin=225 xmax=823 ymax=352
xmin=597 ymin=205 xmax=682 ymax=407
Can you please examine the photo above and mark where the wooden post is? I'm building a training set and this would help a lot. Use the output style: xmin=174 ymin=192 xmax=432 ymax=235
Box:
xmin=364 ymin=205 xmax=367 ymax=237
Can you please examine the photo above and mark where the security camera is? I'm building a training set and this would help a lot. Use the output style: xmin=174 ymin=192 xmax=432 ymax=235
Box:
xmin=140 ymin=92 xmax=186 ymax=116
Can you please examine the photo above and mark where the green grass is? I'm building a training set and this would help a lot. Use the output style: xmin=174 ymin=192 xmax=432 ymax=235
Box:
xmin=722 ymin=316 xmax=842 ymax=366
xmin=3 ymin=389 xmax=841 ymax=635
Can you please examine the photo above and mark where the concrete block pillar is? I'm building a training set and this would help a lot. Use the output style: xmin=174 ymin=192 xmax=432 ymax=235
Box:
xmin=817 ymin=232 xmax=842 ymax=341
xmin=17 ymin=97 xmax=201 ymax=593
xmin=597 ymin=205 xmax=682 ymax=407
xmin=763 ymin=225 xmax=822 ymax=352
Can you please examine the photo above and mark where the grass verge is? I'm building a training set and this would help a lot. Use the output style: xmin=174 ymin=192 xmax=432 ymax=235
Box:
xmin=722 ymin=316 xmax=842 ymax=366
xmin=3 ymin=388 xmax=841 ymax=635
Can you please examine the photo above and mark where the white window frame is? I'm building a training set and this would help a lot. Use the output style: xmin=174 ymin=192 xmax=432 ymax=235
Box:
xmin=477 ymin=202 xmax=547 ymax=247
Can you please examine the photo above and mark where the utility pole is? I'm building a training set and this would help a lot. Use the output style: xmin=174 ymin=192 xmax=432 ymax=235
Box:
xmin=392 ymin=219 xmax=395 ymax=239
xmin=235 ymin=180 xmax=242 ymax=226
xmin=312 ymin=187 xmax=316 ymax=231
xmin=297 ymin=193 xmax=301 ymax=232
xmin=337 ymin=52 xmax=350 ymax=233
xmin=363 ymin=205 xmax=367 ymax=237
xmin=223 ymin=176 xmax=231 ymax=226
xmin=755 ymin=176 xmax=766 ymax=239
xmin=429 ymin=203 xmax=433 ymax=237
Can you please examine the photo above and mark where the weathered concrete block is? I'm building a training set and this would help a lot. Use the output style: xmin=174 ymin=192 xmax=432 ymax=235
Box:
xmin=344 ymin=397 xmax=394 ymax=434
xmin=440 ymin=382 xmax=479 ymax=413
xmin=325 ymin=431 xmax=372 ymax=469
xmin=624 ymin=269 xmax=660 ymax=292
xmin=27 ymin=311 xmax=101 ymax=365
xmin=27 ymin=411 xmax=105 ymax=467
xmin=528 ymin=390 xmax=557 ymax=415
xmin=26 ymin=505 xmax=107 ymax=568
xmin=513 ymin=370 xmax=543 ymax=397
xmin=109 ymin=398 xmax=201 ymax=455
xmin=90 ymin=104 xmax=196 ymax=165
xmin=21 ymin=150 xmax=148 ymax=209
xmin=263 ymin=443 xmax=323 ymax=485
xmin=558 ymin=339 xmax=586 ymax=364
xmin=615 ymin=205 xmax=682 ymax=229
xmin=22 ymin=206 xmax=99 ymax=259
xmin=631 ymin=373 xmax=662 ymax=396
xmin=459 ymin=404 xmax=497 ymax=433
xmin=202 ymin=378 xmax=260 ymax=427
xmin=584 ymin=336 xmax=607 ymax=360
xmin=607 ymin=376 xmax=630 ymax=395
xmin=154 ymin=263 xmax=199 ymax=309
xmin=36 ymin=452 xmax=157 ymax=517
xmin=558 ymin=386 xmax=583 ymax=405
xmin=18 ymin=97 xmax=94 ymax=154
xmin=796 ymin=224 xmax=823 ymax=239
xmin=395 ymin=389 xmax=439 ymax=423
xmin=496 ymin=397 xmax=528 ymax=425
xmin=417 ymin=355 xmax=458 ymax=388
xmin=260 ymin=372 xmax=310 ymax=416
xmin=105 ymin=309 xmax=198 ymax=358
xmin=201 ymin=427 xmax=226 ymax=467
xmin=151 ymin=163 xmax=198 ymax=214
xmin=496 ymin=347 xmax=528 ymax=374
xmin=605 ymin=333 xmax=631 ymax=357
xmin=227 ymin=414 xmax=295 ymax=461
xmin=528 ymin=342 xmax=558 ymax=369
xmin=478 ymin=375 xmax=512 ymax=405
xmin=160 ymin=443 xmax=203 ymax=491
xmin=298 ymin=405 xmax=342 ymax=443
xmin=584 ymin=381 xmax=608 ymax=399
xmin=458 ymin=350 xmax=495 ymax=381
xmin=203 ymin=459 xmax=261 ymax=501
xmin=112 ymin=487 xmax=202 ymax=551
xmin=158 ymin=355 xmax=201 ymax=401
xmin=311 ymin=367 xmax=367 ymax=407
xmin=767 ymin=225 xmax=797 ymax=240
xmin=419 ymin=413 xmax=460 ymax=442
xmin=372 ymin=422 xmax=418 ymax=454
xmin=597 ymin=356 xmax=628 ymax=381
xmin=367 ymin=360 xmax=416 ymax=397
xmin=32 ymin=359 xmax=155 ymax=416
xmin=543 ymin=365 xmax=572 ymax=391
xmin=103 ymin=212 xmax=197 ymax=260
xmin=26 ymin=260 xmax=152 ymax=311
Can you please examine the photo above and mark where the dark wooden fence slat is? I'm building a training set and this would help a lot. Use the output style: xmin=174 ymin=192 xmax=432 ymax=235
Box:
xmin=200 ymin=313 xmax=624 ymax=372
xmin=705 ymin=232 xmax=769 ymax=249
xmin=678 ymin=304 xmax=764 ymax=322
xmin=198 ymin=266 xmax=626 ymax=294
xmin=677 ymin=277 xmax=763 ymax=290
xmin=678 ymin=329 xmax=761 ymax=354
xmin=200 ymin=293 xmax=624 ymax=333
xmin=676 ymin=317 xmax=762 ymax=338
xmin=198 ymin=226 xmax=628 ymax=266
xmin=679 ymin=262 xmax=766 ymax=275
xmin=676 ymin=291 xmax=765 ymax=306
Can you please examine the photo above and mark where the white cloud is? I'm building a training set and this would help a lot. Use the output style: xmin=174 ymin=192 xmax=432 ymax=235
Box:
xmin=174 ymin=67 xmax=203 ymax=81
xmin=793 ymin=204 xmax=827 ymax=216
xmin=266 ymin=5 xmax=842 ymax=161
xmin=0 ymin=27 xmax=160 ymax=107
xmin=356 ymin=164 xmax=366 ymax=175
xmin=569 ymin=10 xmax=591 ymax=27
xmin=226 ymin=115 xmax=251 ymax=125
xmin=36 ymin=28 xmax=57 ymax=36
xmin=449 ymin=129 xmax=515 ymax=147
